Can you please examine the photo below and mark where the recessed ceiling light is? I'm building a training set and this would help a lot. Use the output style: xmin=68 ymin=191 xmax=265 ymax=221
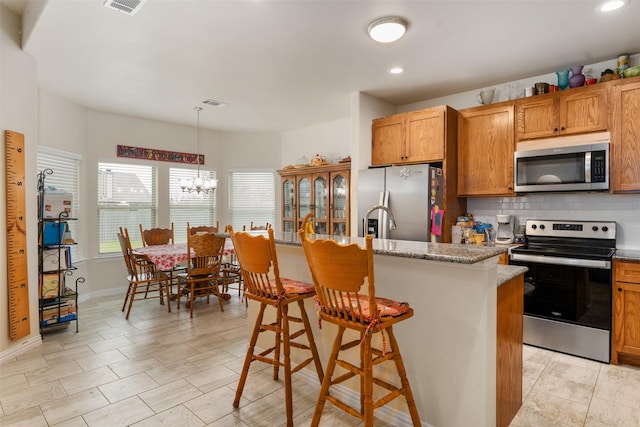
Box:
xmin=388 ymin=67 xmax=405 ymax=74
xmin=367 ymin=16 xmax=409 ymax=43
xmin=597 ymin=0 xmax=627 ymax=12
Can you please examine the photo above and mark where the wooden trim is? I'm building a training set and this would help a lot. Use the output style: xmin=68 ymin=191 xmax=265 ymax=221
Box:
xmin=516 ymin=131 xmax=610 ymax=151
xmin=277 ymin=163 xmax=350 ymax=176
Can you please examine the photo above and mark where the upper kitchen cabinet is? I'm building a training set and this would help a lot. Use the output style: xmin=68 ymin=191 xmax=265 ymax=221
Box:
xmin=371 ymin=106 xmax=456 ymax=166
xmin=458 ymin=102 xmax=515 ymax=197
xmin=610 ymin=77 xmax=640 ymax=193
xmin=516 ymin=85 xmax=608 ymax=141
xmin=278 ymin=163 xmax=350 ymax=236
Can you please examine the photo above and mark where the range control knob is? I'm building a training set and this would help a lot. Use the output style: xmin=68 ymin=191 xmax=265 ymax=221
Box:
xmin=602 ymin=226 xmax=609 ymax=232
xmin=539 ymin=224 xmax=545 ymax=230
xmin=592 ymin=226 xmax=599 ymax=232
xmin=531 ymin=224 xmax=537 ymax=230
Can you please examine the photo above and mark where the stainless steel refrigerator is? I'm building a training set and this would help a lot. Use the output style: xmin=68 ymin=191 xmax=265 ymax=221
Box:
xmin=357 ymin=164 xmax=444 ymax=242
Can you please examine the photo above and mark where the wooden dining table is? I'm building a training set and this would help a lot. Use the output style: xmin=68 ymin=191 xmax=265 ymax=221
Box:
xmin=133 ymin=240 xmax=235 ymax=271
xmin=134 ymin=240 xmax=237 ymax=304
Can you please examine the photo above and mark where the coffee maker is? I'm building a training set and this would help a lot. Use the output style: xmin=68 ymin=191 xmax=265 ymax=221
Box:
xmin=495 ymin=214 xmax=515 ymax=244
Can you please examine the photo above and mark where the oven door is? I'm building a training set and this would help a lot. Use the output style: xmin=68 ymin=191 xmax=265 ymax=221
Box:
xmin=510 ymin=253 xmax=612 ymax=362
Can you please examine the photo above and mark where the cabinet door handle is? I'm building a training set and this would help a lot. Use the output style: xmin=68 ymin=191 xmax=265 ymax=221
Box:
xmin=560 ymin=127 xmax=565 ymax=131
xmin=618 ymin=287 xmax=623 ymax=292
xmin=554 ymin=128 xmax=558 ymax=132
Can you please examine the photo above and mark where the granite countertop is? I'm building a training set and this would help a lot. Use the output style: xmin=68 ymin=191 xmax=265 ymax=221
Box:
xmin=267 ymin=231 xmax=508 ymax=265
xmin=497 ymin=265 xmax=528 ymax=286
xmin=613 ymin=249 xmax=640 ymax=262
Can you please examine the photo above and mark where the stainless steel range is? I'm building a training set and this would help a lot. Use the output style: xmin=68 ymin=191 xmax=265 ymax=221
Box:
xmin=510 ymin=219 xmax=616 ymax=363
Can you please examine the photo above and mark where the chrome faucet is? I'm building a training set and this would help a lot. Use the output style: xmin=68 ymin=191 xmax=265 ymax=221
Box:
xmin=364 ymin=205 xmax=398 ymax=236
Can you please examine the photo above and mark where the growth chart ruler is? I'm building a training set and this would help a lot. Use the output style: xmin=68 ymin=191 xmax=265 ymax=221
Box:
xmin=5 ymin=130 xmax=30 ymax=340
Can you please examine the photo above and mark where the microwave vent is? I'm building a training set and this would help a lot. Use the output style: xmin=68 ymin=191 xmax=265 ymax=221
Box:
xmin=103 ymin=0 xmax=148 ymax=15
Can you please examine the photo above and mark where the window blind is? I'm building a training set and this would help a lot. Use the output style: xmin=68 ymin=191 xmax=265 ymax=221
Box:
xmin=228 ymin=170 xmax=275 ymax=231
xmin=37 ymin=147 xmax=82 ymax=260
xmin=97 ymin=162 xmax=156 ymax=254
xmin=169 ymin=167 xmax=216 ymax=243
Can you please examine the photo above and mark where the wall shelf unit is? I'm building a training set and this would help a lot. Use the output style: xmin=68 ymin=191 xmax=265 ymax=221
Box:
xmin=37 ymin=168 xmax=84 ymax=334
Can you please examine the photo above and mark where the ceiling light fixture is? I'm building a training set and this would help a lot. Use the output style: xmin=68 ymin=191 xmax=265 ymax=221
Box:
xmin=388 ymin=67 xmax=405 ymax=74
xmin=180 ymin=107 xmax=217 ymax=195
xmin=597 ymin=0 xmax=627 ymax=12
xmin=367 ymin=16 xmax=409 ymax=43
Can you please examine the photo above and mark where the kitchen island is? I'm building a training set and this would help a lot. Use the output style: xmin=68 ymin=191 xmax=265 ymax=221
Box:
xmin=237 ymin=231 xmax=522 ymax=427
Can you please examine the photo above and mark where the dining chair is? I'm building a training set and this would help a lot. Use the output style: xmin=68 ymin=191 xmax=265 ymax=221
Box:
xmin=117 ymin=227 xmax=171 ymax=320
xmin=187 ymin=221 xmax=219 ymax=234
xmin=228 ymin=226 xmax=324 ymax=427
xmin=139 ymin=223 xmax=174 ymax=246
xmin=177 ymin=227 xmax=226 ymax=318
xmin=299 ymin=214 xmax=421 ymax=427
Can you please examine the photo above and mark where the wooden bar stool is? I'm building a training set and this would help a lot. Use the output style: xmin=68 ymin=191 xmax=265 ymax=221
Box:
xmin=299 ymin=216 xmax=421 ymax=427
xmin=228 ymin=226 xmax=324 ymax=427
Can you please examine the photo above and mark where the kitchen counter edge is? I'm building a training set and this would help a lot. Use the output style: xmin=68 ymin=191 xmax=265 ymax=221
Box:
xmin=613 ymin=249 xmax=640 ymax=262
xmin=222 ymin=231 xmax=508 ymax=265
xmin=497 ymin=265 xmax=528 ymax=287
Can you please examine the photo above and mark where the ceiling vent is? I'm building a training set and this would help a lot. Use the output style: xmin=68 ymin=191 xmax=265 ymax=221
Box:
xmin=103 ymin=0 xmax=148 ymax=16
xmin=202 ymin=99 xmax=226 ymax=108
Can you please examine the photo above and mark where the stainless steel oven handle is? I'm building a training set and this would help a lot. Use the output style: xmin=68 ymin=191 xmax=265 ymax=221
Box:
xmin=510 ymin=253 xmax=611 ymax=269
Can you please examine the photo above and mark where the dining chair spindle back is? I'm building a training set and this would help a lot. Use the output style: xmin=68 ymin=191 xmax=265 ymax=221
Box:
xmin=117 ymin=227 xmax=171 ymax=320
xmin=140 ymin=223 xmax=174 ymax=246
xmin=177 ymin=227 xmax=226 ymax=317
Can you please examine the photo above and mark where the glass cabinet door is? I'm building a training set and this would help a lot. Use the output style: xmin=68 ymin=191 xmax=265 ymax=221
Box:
xmin=282 ymin=177 xmax=295 ymax=218
xmin=281 ymin=177 xmax=296 ymax=233
xmin=297 ymin=176 xmax=311 ymax=222
xmin=332 ymin=173 xmax=347 ymax=221
xmin=313 ymin=174 xmax=328 ymax=234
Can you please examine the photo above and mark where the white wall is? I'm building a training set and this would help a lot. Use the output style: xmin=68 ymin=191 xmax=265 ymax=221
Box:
xmin=280 ymin=117 xmax=350 ymax=167
xmin=1 ymin=5 xmax=41 ymax=356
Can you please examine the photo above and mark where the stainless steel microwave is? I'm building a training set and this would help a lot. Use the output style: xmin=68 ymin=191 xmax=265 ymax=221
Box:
xmin=514 ymin=142 xmax=609 ymax=193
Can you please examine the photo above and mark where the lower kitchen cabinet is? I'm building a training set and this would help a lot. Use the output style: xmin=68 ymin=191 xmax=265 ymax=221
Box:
xmin=458 ymin=102 xmax=515 ymax=197
xmin=496 ymin=273 xmax=523 ymax=427
xmin=612 ymin=260 xmax=640 ymax=366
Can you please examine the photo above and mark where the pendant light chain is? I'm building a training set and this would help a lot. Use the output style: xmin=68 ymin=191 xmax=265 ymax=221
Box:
xmin=179 ymin=106 xmax=217 ymax=194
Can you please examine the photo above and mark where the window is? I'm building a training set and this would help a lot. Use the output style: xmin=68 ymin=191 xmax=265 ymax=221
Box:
xmin=169 ymin=167 xmax=216 ymax=243
xmin=37 ymin=147 xmax=82 ymax=260
xmin=228 ymin=170 xmax=275 ymax=231
xmin=98 ymin=162 xmax=156 ymax=254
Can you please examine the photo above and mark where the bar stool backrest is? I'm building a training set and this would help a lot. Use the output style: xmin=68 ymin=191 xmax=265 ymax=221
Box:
xmin=299 ymin=215 xmax=377 ymax=326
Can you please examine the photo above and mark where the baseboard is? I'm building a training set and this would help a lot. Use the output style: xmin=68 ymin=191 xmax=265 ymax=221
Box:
xmin=0 ymin=335 xmax=42 ymax=363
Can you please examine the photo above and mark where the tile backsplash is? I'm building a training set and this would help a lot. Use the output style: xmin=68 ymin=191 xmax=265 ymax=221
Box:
xmin=468 ymin=194 xmax=640 ymax=249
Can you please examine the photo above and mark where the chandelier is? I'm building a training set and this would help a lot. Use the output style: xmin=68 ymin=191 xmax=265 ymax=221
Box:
xmin=180 ymin=106 xmax=218 ymax=194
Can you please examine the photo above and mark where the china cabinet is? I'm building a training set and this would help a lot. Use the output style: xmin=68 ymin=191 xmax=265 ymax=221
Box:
xmin=458 ymin=102 xmax=516 ymax=197
xmin=37 ymin=169 xmax=84 ymax=334
xmin=515 ymin=84 xmax=608 ymax=141
xmin=612 ymin=260 xmax=640 ymax=366
xmin=278 ymin=164 xmax=350 ymax=236
xmin=372 ymin=105 xmax=456 ymax=166
xmin=610 ymin=77 xmax=640 ymax=193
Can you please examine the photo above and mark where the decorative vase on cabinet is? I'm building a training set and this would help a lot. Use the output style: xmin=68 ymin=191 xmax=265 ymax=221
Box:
xmin=569 ymin=65 xmax=585 ymax=88
xmin=556 ymin=69 xmax=570 ymax=90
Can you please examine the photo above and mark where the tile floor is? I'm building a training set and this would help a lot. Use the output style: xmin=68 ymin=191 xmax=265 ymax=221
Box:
xmin=1 ymin=291 xmax=639 ymax=426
